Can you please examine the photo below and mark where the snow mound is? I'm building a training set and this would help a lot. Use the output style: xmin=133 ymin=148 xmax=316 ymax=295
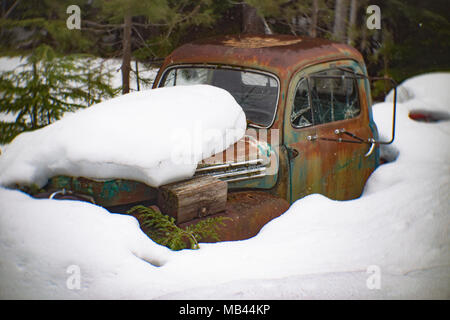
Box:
xmin=0 ymin=187 xmax=173 ymax=299
xmin=0 ymin=72 xmax=448 ymax=299
xmin=376 ymin=72 xmax=450 ymax=162
xmin=0 ymin=85 xmax=246 ymax=188
xmin=386 ymin=72 xmax=450 ymax=113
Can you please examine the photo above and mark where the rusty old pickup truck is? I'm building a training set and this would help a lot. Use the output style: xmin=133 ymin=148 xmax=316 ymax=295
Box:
xmin=36 ymin=34 xmax=396 ymax=242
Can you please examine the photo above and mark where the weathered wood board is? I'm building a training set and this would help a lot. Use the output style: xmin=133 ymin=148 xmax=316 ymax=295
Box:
xmin=157 ymin=176 xmax=227 ymax=223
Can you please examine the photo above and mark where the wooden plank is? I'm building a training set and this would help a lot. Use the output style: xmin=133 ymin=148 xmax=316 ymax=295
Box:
xmin=157 ymin=175 xmax=227 ymax=224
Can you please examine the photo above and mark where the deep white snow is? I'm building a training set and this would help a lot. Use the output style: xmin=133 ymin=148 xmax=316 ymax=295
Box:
xmin=0 ymin=84 xmax=246 ymax=188
xmin=0 ymin=57 xmax=156 ymax=151
xmin=0 ymin=72 xmax=449 ymax=299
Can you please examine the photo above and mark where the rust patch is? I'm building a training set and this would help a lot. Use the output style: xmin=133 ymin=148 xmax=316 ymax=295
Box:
xmin=222 ymin=36 xmax=302 ymax=48
xmin=178 ymin=191 xmax=290 ymax=242
xmin=153 ymin=34 xmax=365 ymax=94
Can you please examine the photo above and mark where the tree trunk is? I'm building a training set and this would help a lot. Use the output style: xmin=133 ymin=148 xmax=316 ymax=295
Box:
xmin=347 ymin=0 xmax=358 ymax=45
xmin=135 ymin=60 xmax=140 ymax=91
xmin=382 ymin=29 xmax=392 ymax=77
xmin=309 ymin=0 xmax=319 ymax=37
xmin=242 ymin=3 xmax=266 ymax=34
xmin=31 ymin=60 xmax=38 ymax=129
xmin=333 ymin=0 xmax=348 ymax=42
xmin=121 ymin=14 xmax=132 ymax=95
xmin=359 ymin=0 xmax=369 ymax=52
xmin=360 ymin=20 xmax=367 ymax=52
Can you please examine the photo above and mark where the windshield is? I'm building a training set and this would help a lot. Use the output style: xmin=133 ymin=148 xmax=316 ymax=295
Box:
xmin=159 ymin=66 xmax=279 ymax=127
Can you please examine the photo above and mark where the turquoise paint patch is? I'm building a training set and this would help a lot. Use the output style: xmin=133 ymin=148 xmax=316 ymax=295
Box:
xmin=55 ymin=176 xmax=71 ymax=188
xmin=99 ymin=180 xmax=133 ymax=201
xmin=335 ymin=158 xmax=353 ymax=171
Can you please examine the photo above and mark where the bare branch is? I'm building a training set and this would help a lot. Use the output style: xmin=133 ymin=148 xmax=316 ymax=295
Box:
xmin=3 ymin=0 xmax=21 ymax=19
xmin=133 ymin=22 xmax=171 ymax=28
xmin=131 ymin=25 xmax=157 ymax=57
xmin=83 ymin=20 xmax=123 ymax=29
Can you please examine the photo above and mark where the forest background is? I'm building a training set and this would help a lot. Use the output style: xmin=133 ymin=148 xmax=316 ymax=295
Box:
xmin=0 ymin=0 xmax=448 ymax=143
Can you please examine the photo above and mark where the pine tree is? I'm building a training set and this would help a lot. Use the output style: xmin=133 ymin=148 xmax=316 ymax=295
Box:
xmin=242 ymin=0 xmax=332 ymax=38
xmin=91 ymin=0 xmax=216 ymax=94
xmin=0 ymin=0 xmax=93 ymax=54
xmin=363 ymin=0 xmax=449 ymax=81
xmin=0 ymin=45 xmax=117 ymax=144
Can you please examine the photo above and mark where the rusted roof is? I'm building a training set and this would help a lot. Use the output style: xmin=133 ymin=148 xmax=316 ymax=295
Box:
xmin=159 ymin=34 xmax=365 ymax=77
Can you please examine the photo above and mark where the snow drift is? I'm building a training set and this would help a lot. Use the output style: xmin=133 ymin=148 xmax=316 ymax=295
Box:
xmin=0 ymin=187 xmax=172 ymax=299
xmin=386 ymin=72 xmax=450 ymax=113
xmin=0 ymin=72 xmax=449 ymax=299
xmin=0 ymin=84 xmax=246 ymax=188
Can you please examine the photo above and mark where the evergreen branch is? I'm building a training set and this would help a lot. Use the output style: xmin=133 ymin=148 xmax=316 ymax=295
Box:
xmin=127 ymin=205 xmax=230 ymax=251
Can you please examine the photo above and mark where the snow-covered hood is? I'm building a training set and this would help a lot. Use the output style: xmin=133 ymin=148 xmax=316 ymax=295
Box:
xmin=0 ymin=85 xmax=247 ymax=188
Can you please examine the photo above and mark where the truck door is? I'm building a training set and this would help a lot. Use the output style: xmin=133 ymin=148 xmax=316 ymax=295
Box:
xmin=283 ymin=60 xmax=378 ymax=202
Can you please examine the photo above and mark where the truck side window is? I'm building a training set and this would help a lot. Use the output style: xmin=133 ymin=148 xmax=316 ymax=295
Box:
xmin=291 ymin=78 xmax=313 ymax=128
xmin=309 ymin=69 xmax=361 ymax=124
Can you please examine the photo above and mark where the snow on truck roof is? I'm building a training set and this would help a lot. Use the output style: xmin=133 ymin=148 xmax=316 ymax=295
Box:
xmin=156 ymin=34 xmax=365 ymax=79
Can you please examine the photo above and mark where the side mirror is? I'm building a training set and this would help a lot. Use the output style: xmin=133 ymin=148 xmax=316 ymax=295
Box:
xmin=369 ymin=76 xmax=397 ymax=145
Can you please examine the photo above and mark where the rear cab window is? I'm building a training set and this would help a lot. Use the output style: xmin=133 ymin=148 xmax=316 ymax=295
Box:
xmin=159 ymin=66 xmax=279 ymax=128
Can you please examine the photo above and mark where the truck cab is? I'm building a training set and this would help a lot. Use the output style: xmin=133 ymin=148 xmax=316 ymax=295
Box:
xmin=154 ymin=34 xmax=380 ymax=204
xmin=38 ymin=34 xmax=392 ymax=244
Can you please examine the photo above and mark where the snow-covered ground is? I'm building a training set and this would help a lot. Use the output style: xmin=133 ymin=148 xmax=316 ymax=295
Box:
xmin=0 ymin=72 xmax=449 ymax=299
